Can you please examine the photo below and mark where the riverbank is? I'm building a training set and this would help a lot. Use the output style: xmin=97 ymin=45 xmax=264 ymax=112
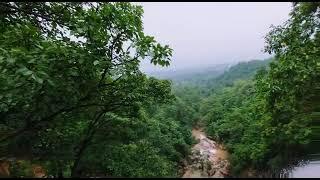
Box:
xmin=182 ymin=127 xmax=230 ymax=178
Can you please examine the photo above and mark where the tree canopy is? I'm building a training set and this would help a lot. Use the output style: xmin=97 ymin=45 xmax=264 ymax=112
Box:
xmin=0 ymin=2 xmax=195 ymax=178
xmin=0 ymin=2 xmax=318 ymax=178
xmin=199 ymin=2 xmax=319 ymax=177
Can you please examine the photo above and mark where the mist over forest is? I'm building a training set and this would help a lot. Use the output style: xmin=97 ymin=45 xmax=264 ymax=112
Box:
xmin=0 ymin=2 xmax=319 ymax=178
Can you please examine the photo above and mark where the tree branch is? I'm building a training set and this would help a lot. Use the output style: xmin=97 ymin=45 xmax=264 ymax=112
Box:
xmin=99 ymin=75 xmax=123 ymax=88
xmin=0 ymin=103 xmax=106 ymax=143
xmin=71 ymin=109 xmax=106 ymax=177
xmin=98 ymin=32 xmax=123 ymax=86
xmin=0 ymin=3 xmax=63 ymax=26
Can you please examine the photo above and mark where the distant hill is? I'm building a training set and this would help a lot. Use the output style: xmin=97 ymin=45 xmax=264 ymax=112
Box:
xmin=203 ymin=58 xmax=273 ymax=91
xmin=147 ymin=58 xmax=272 ymax=90
xmin=147 ymin=63 xmax=231 ymax=83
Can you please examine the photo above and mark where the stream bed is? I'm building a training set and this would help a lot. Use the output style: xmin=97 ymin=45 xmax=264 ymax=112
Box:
xmin=182 ymin=128 xmax=230 ymax=178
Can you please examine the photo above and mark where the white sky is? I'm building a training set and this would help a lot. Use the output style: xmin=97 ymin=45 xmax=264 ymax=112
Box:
xmin=135 ymin=2 xmax=293 ymax=73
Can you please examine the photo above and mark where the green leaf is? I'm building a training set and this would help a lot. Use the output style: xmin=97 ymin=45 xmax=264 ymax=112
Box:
xmin=77 ymin=27 xmax=84 ymax=34
xmin=23 ymin=70 xmax=33 ymax=76
xmin=93 ymin=60 xmax=100 ymax=66
xmin=17 ymin=67 xmax=33 ymax=76
xmin=7 ymin=57 xmax=15 ymax=64
xmin=32 ymin=74 xmax=44 ymax=84
xmin=70 ymin=68 xmax=78 ymax=76
xmin=35 ymin=44 xmax=44 ymax=50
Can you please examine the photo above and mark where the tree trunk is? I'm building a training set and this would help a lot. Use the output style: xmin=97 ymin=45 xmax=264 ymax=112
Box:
xmin=70 ymin=110 xmax=105 ymax=177
xmin=57 ymin=160 xmax=63 ymax=178
xmin=70 ymin=140 xmax=88 ymax=178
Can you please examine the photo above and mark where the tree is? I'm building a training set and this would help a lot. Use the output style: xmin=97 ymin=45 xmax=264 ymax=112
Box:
xmin=0 ymin=2 xmax=173 ymax=177
xmin=262 ymin=1 xmax=319 ymax=160
xmin=199 ymin=2 xmax=319 ymax=176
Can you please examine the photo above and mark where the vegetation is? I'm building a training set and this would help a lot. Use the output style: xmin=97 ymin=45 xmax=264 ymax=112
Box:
xmin=199 ymin=2 xmax=320 ymax=176
xmin=0 ymin=2 xmax=194 ymax=177
xmin=0 ymin=1 xmax=318 ymax=178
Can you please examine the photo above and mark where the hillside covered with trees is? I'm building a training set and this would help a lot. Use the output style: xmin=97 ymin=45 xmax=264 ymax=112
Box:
xmin=190 ymin=2 xmax=319 ymax=177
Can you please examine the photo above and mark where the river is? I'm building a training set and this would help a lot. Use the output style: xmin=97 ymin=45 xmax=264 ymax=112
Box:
xmin=182 ymin=128 xmax=230 ymax=178
xmin=282 ymin=139 xmax=320 ymax=178
xmin=280 ymin=154 xmax=320 ymax=178
xmin=181 ymin=126 xmax=320 ymax=178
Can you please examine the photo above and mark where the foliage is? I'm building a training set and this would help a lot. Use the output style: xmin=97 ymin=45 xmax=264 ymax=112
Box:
xmin=0 ymin=2 xmax=194 ymax=178
xmin=200 ymin=2 xmax=320 ymax=176
xmin=1 ymin=1 xmax=318 ymax=178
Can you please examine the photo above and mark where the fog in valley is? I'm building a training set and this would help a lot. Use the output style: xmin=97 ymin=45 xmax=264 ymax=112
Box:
xmin=137 ymin=2 xmax=292 ymax=75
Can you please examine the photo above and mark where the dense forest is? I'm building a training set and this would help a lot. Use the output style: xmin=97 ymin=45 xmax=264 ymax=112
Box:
xmin=0 ymin=2 xmax=319 ymax=178
xmin=195 ymin=2 xmax=319 ymax=176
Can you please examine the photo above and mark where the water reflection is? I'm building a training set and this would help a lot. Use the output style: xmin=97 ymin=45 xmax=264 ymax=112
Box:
xmin=284 ymin=154 xmax=320 ymax=178
xmin=289 ymin=160 xmax=320 ymax=178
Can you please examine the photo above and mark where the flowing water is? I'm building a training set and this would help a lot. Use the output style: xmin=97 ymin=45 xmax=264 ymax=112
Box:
xmin=289 ymin=160 xmax=320 ymax=178
xmin=182 ymin=128 xmax=230 ymax=178
xmin=282 ymin=140 xmax=320 ymax=178
xmin=281 ymin=154 xmax=320 ymax=178
xmin=182 ymin=127 xmax=320 ymax=178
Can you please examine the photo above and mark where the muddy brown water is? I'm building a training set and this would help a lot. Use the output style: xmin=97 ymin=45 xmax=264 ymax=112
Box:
xmin=182 ymin=128 xmax=230 ymax=178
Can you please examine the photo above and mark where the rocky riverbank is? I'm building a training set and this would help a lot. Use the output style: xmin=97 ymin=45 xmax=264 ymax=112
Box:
xmin=182 ymin=128 xmax=230 ymax=178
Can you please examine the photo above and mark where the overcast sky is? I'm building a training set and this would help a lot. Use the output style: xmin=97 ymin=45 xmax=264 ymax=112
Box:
xmin=135 ymin=2 xmax=293 ymax=73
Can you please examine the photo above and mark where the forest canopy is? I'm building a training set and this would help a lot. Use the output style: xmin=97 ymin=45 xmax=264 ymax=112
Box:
xmin=0 ymin=2 xmax=319 ymax=178
xmin=0 ymin=2 xmax=193 ymax=177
